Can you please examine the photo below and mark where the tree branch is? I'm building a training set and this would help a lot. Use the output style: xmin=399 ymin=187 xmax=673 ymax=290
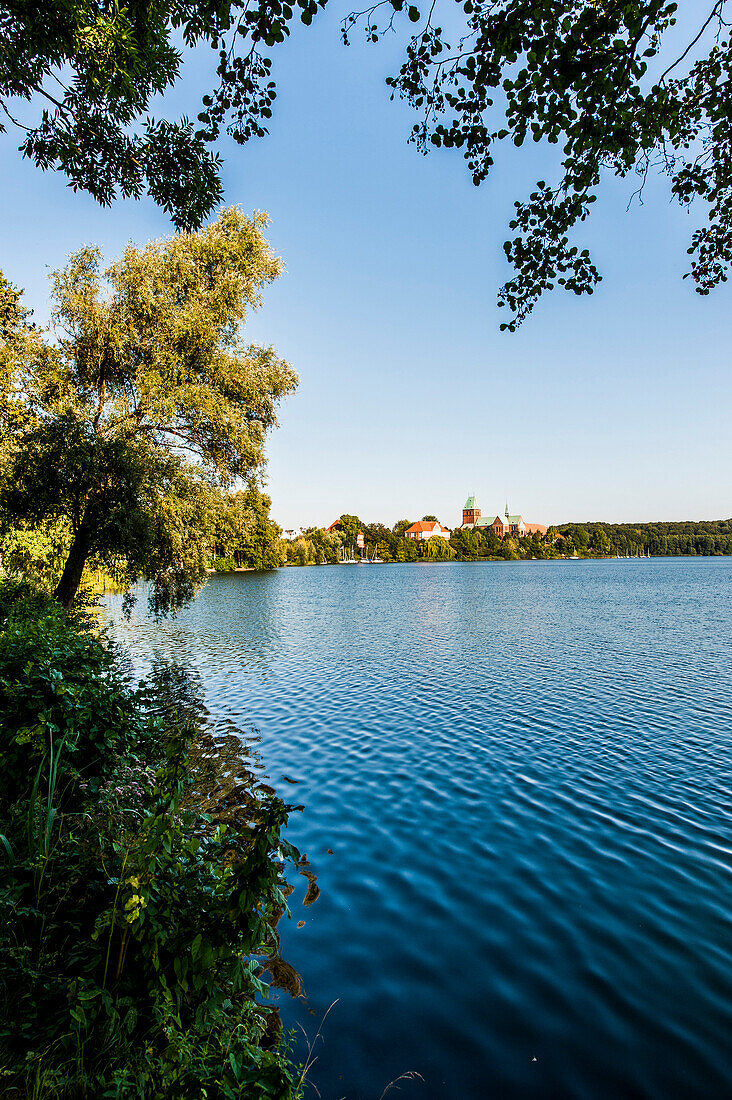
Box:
xmin=659 ymin=0 xmax=726 ymax=84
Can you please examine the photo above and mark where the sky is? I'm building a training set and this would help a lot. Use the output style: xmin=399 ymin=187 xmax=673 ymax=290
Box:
xmin=1 ymin=8 xmax=731 ymax=532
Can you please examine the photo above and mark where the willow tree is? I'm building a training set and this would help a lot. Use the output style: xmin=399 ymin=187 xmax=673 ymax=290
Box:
xmin=0 ymin=207 xmax=297 ymax=612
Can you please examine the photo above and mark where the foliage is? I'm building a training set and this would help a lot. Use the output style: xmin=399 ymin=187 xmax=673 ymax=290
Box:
xmin=0 ymin=584 xmax=302 ymax=1097
xmin=214 ymin=556 xmax=238 ymax=572
xmin=0 ymin=0 xmax=328 ymax=227
xmin=0 ymin=209 xmax=297 ymax=612
xmin=230 ymin=489 xmax=286 ymax=571
xmin=557 ymin=517 xmax=732 ymax=557
xmin=209 ymin=488 xmax=285 ymax=570
xmin=284 ymin=514 xmax=732 ymax=567
xmin=288 ymin=527 xmax=342 ymax=565
xmin=0 ymin=518 xmax=72 ymax=589
xmin=424 ymin=534 xmax=455 ymax=560
xmin=392 ymin=520 xmax=413 ymax=539
xmin=350 ymin=0 xmax=732 ymax=326
xmin=5 ymin=3 xmax=732 ymax=325
xmin=336 ymin=514 xmax=363 ymax=544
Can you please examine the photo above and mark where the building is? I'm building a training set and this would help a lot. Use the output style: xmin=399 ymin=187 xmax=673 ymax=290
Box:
xmin=463 ymin=495 xmax=481 ymax=526
xmin=405 ymin=520 xmax=451 ymax=541
xmin=460 ymin=495 xmax=547 ymax=538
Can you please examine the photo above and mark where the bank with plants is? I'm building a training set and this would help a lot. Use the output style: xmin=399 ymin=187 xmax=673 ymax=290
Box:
xmin=0 ymin=211 xmax=306 ymax=1096
xmin=0 ymin=582 xmax=303 ymax=1098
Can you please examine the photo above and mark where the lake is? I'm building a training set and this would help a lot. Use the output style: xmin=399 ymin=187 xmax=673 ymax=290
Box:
xmin=105 ymin=558 xmax=732 ymax=1099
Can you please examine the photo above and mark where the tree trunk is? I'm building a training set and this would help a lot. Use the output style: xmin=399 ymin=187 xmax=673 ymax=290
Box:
xmin=54 ymin=527 xmax=91 ymax=609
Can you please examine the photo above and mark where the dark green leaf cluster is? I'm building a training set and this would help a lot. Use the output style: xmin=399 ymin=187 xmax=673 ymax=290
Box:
xmin=0 ymin=586 xmax=302 ymax=1097
xmin=214 ymin=555 xmax=239 ymax=571
xmin=5 ymin=0 xmax=732 ymax=323
xmin=0 ymin=0 xmax=326 ymax=228
xmin=346 ymin=0 xmax=732 ymax=325
xmin=0 ymin=1 xmax=223 ymax=228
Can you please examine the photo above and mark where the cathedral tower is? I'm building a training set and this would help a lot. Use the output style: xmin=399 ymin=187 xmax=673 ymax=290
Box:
xmin=463 ymin=494 xmax=481 ymax=526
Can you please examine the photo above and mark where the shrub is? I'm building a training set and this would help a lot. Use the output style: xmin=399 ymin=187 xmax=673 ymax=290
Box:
xmin=214 ymin=556 xmax=238 ymax=572
xmin=0 ymin=586 xmax=302 ymax=1098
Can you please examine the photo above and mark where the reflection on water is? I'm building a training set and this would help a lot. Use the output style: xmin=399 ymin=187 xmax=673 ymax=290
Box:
xmin=132 ymin=657 xmax=314 ymax=1009
xmin=105 ymin=559 xmax=732 ymax=1099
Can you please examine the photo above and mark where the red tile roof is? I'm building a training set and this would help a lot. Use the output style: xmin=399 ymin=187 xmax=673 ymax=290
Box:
xmin=406 ymin=520 xmax=449 ymax=534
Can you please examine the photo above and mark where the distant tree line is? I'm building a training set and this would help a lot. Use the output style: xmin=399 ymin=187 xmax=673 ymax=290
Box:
xmin=284 ymin=515 xmax=732 ymax=567
xmin=557 ymin=520 xmax=732 ymax=559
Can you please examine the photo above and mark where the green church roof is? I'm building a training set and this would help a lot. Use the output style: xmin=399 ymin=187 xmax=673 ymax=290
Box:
xmin=463 ymin=495 xmax=477 ymax=510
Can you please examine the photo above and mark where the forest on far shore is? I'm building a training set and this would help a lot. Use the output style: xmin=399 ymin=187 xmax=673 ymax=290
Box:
xmin=282 ymin=516 xmax=732 ymax=567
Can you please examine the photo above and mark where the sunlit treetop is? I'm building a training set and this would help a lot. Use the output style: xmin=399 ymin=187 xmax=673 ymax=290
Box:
xmin=0 ymin=207 xmax=297 ymax=612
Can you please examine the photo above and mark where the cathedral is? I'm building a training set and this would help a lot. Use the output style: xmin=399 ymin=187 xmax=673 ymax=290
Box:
xmin=460 ymin=495 xmax=547 ymax=537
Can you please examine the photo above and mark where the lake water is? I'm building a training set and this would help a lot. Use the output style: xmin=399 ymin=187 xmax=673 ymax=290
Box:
xmin=106 ymin=559 xmax=732 ymax=1099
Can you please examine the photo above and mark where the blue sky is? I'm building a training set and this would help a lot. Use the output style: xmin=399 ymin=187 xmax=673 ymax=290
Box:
xmin=1 ymin=9 xmax=730 ymax=531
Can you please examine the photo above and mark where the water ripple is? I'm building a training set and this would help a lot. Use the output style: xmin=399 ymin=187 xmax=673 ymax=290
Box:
xmin=105 ymin=559 xmax=732 ymax=1099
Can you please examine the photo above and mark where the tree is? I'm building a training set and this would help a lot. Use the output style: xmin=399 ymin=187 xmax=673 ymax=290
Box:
xmin=338 ymin=514 xmax=363 ymax=544
xmin=235 ymin=488 xmax=286 ymax=569
xmin=422 ymin=514 xmax=438 ymax=522
xmin=424 ymin=535 xmax=455 ymax=559
xmin=5 ymin=3 xmax=732 ymax=327
xmin=392 ymin=519 xmax=414 ymax=538
xmin=210 ymin=487 xmax=285 ymax=569
xmin=590 ymin=525 xmax=611 ymax=555
xmin=395 ymin=537 xmax=419 ymax=562
xmin=0 ymin=207 xmax=297 ymax=611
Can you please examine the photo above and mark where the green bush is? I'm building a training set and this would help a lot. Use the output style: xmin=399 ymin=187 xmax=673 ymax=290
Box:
xmin=0 ymin=584 xmax=302 ymax=1098
xmin=213 ymin=557 xmax=238 ymax=572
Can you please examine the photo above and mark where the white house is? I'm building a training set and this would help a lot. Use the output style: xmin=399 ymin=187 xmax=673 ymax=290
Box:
xmin=404 ymin=520 xmax=451 ymax=541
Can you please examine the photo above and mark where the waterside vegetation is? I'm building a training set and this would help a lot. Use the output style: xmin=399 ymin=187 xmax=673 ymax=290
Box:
xmin=0 ymin=582 xmax=304 ymax=1097
xmin=0 ymin=213 xmax=305 ymax=1096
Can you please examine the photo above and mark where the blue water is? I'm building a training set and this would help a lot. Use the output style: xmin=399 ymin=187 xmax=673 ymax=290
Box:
xmin=106 ymin=559 xmax=732 ymax=1099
